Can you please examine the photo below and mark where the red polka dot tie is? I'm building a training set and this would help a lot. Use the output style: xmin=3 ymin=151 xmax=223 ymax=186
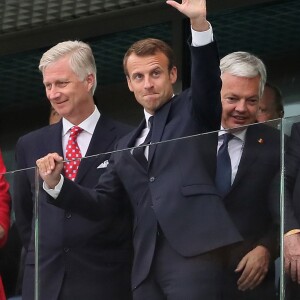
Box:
xmin=64 ymin=126 xmax=83 ymax=181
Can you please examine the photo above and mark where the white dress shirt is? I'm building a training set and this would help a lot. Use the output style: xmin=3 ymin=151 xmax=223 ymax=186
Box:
xmin=62 ymin=106 xmax=100 ymax=158
xmin=44 ymin=106 xmax=100 ymax=195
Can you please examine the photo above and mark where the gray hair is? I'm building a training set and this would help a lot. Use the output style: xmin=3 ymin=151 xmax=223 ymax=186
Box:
xmin=220 ymin=51 xmax=266 ymax=98
xmin=39 ymin=40 xmax=97 ymax=94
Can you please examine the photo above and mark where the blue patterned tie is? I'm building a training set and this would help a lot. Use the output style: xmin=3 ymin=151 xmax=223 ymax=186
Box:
xmin=215 ymin=133 xmax=234 ymax=196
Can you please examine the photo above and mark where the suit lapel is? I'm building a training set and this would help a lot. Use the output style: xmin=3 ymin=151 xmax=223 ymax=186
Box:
xmin=43 ymin=121 xmax=64 ymax=156
xmin=231 ymin=126 xmax=262 ymax=189
xmin=125 ymin=119 xmax=149 ymax=170
xmin=128 ymin=119 xmax=146 ymax=148
xmin=148 ymin=100 xmax=172 ymax=167
xmin=121 ymin=97 xmax=172 ymax=170
xmin=75 ymin=116 xmax=117 ymax=183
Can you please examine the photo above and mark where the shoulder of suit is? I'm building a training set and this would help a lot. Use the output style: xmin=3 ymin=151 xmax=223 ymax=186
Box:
xmin=292 ymin=122 xmax=300 ymax=131
xmin=98 ymin=114 xmax=134 ymax=135
xmin=247 ymin=123 xmax=281 ymax=143
xmin=17 ymin=123 xmax=60 ymax=144
xmin=114 ymin=121 xmax=134 ymax=135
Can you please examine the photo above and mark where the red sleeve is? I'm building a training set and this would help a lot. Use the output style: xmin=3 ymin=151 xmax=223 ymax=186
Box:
xmin=0 ymin=150 xmax=11 ymax=247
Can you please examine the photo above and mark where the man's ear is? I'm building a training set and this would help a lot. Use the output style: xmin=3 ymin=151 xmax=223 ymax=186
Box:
xmin=86 ymin=73 xmax=95 ymax=92
xmin=170 ymin=66 xmax=177 ymax=84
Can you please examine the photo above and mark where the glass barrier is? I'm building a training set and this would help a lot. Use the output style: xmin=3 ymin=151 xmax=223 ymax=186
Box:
xmin=1 ymin=118 xmax=292 ymax=299
xmin=282 ymin=115 xmax=300 ymax=300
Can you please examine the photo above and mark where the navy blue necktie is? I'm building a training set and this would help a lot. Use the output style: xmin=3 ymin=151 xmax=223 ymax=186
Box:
xmin=215 ymin=133 xmax=234 ymax=196
xmin=132 ymin=116 xmax=153 ymax=168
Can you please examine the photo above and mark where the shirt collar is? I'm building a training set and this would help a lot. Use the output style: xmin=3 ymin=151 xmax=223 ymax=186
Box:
xmin=219 ymin=125 xmax=247 ymax=143
xmin=143 ymin=110 xmax=154 ymax=129
xmin=62 ymin=106 xmax=101 ymax=136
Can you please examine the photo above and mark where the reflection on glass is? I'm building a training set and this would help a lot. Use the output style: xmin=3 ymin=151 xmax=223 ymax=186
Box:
xmin=2 ymin=120 xmax=289 ymax=298
xmin=31 ymin=122 xmax=281 ymax=299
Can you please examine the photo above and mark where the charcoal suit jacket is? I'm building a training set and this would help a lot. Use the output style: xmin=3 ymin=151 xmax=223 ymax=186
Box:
xmin=14 ymin=115 xmax=133 ymax=300
xmin=285 ymin=122 xmax=300 ymax=232
xmin=221 ymin=124 xmax=281 ymax=299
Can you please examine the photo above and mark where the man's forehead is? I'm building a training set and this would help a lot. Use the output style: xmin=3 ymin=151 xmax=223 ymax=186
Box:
xmin=127 ymin=52 xmax=168 ymax=67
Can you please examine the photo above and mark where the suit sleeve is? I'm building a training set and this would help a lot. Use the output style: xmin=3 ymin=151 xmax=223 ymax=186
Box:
xmin=256 ymin=223 xmax=279 ymax=260
xmin=285 ymin=123 xmax=300 ymax=232
xmin=49 ymin=152 xmax=127 ymax=220
xmin=0 ymin=150 xmax=11 ymax=248
xmin=190 ymin=41 xmax=222 ymax=132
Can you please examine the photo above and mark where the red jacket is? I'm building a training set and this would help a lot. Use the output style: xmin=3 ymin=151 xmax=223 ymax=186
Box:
xmin=0 ymin=150 xmax=11 ymax=300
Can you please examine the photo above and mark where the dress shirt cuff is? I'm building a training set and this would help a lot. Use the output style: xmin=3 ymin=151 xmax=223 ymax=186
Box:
xmin=191 ymin=22 xmax=213 ymax=47
xmin=285 ymin=229 xmax=300 ymax=237
xmin=43 ymin=174 xmax=64 ymax=199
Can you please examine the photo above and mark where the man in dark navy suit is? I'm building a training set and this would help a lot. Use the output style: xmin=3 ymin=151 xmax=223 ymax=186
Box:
xmin=35 ymin=0 xmax=243 ymax=299
xmin=284 ymin=121 xmax=300 ymax=300
xmin=218 ymin=51 xmax=280 ymax=300
xmin=14 ymin=40 xmax=133 ymax=300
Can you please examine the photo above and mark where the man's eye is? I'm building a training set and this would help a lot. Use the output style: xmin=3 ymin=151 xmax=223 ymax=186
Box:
xmin=57 ymin=81 xmax=70 ymax=88
xmin=248 ymin=99 xmax=258 ymax=105
xmin=226 ymin=97 xmax=237 ymax=102
xmin=133 ymin=74 xmax=143 ymax=80
xmin=152 ymin=71 xmax=160 ymax=77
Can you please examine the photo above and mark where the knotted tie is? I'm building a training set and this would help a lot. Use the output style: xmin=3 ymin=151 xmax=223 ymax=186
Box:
xmin=64 ymin=126 xmax=83 ymax=181
xmin=215 ymin=133 xmax=234 ymax=196
xmin=132 ymin=116 xmax=153 ymax=168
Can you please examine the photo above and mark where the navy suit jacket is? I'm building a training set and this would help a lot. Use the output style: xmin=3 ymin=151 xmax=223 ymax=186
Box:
xmin=14 ymin=115 xmax=133 ymax=300
xmin=285 ymin=122 xmax=300 ymax=232
xmin=219 ymin=124 xmax=281 ymax=299
xmin=49 ymin=41 xmax=243 ymax=290
xmin=224 ymin=124 xmax=280 ymax=264
xmin=284 ymin=123 xmax=300 ymax=300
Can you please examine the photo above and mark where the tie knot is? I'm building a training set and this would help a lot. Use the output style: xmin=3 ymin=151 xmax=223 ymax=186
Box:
xmin=69 ymin=126 xmax=82 ymax=138
xmin=221 ymin=133 xmax=234 ymax=145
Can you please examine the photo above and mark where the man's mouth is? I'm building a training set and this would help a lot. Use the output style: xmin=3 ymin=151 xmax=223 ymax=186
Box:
xmin=55 ymin=99 xmax=68 ymax=105
xmin=232 ymin=115 xmax=246 ymax=121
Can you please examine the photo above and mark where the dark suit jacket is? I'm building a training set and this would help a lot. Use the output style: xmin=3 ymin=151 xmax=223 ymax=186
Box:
xmin=50 ymin=41 xmax=243 ymax=290
xmin=221 ymin=124 xmax=280 ymax=299
xmin=14 ymin=115 xmax=133 ymax=300
xmin=285 ymin=122 xmax=300 ymax=232
xmin=225 ymin=124 xmax=280 ymax=256
xmin=283 ymin=122 xmax=300 ymax=300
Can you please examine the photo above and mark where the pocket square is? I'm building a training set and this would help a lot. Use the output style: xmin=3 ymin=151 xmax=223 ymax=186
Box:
xmin=97 ymin=160 xmax=109 ymax=169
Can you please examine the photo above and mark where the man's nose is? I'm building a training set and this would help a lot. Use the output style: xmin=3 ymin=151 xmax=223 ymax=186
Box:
xmin=47 ymin=87 xmax=60 ymax=100
xmin=144 ymin=76 xmax=153 ymax=89
xmin=235 ymin=100 xmax=247 ymax=112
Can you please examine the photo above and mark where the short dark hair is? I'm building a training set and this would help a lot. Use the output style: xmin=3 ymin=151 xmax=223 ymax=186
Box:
xmin=123 ymin=38 xmax=175 ymax=76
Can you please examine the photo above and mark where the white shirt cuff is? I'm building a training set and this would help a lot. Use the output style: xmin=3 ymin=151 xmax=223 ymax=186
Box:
xmin=191 ymin=21 xmax=214 ymax=47
xmin=43 ymin=174 xmax=64 ymax=199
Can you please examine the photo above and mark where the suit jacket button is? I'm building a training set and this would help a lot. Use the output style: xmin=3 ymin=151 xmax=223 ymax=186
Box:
xmin=149 ymin=177 xmax=155 ymax=182
xmin=65 ymin=212 xmax=72 ymax=219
